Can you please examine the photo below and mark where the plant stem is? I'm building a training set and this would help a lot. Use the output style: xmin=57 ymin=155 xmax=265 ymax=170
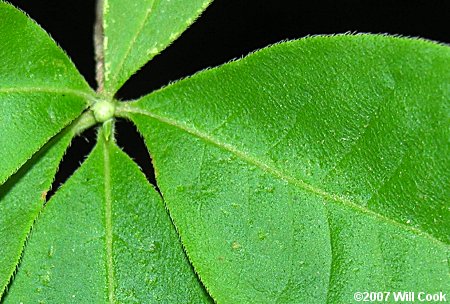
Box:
xmin=94 ymin=0 xmax=105 ymax=93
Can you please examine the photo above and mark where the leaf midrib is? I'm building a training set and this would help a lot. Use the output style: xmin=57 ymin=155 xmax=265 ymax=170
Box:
xmin=120 ymin=104 xmax=448 ymax=248
xmin=108 ymin=0 xmax=159 ymax=91
xmin=0 ymin=87 xmax=95 ymax=104
xmin=102 ymin=138 xmax=115 ymax=303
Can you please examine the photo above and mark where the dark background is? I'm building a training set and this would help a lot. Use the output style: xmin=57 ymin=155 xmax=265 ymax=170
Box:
xmin=7 ymin=0 xmax=450 ymax=192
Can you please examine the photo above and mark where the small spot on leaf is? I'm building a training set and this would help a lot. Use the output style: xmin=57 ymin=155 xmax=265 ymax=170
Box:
xmin=231 ymin=241 xmax=241 ymax=250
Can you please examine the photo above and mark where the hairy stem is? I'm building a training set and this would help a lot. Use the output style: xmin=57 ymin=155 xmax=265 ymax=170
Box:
xmin=94 ymin=0 xmax=105 ymax=93
xmin=70 ymin=111 xmax=97 ymax=136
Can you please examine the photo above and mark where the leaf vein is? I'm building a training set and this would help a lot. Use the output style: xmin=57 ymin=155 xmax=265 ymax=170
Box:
xmin=110 ymin=0 xmax=160 ymax=89
xmin=122 ymin=106 xmax=448 ymax=248
xmin=321 ymin=96 xmax=385 ymax=179
xmin=103 ymin=139 xmax=115 ymax=303
xmin=0 ymin=87 xmax=95 ymax=104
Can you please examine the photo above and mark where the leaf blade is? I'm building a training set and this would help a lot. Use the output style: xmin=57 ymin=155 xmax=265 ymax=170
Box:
xmin=0 ymin=128 xmax=74 ymax=297
xmin=102 ymin=0 xmax=212 ymax=94
xmin=0 ymin=2 xmax=94 ymax=184
xmin=4 ymin=132 xmax=212 ymax=303
xmin=124 ymin=35 xmax=450 ymax=301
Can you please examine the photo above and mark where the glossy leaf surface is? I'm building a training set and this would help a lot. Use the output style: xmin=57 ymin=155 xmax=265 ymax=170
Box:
xmin=0 ymin=2 xmax=93 ymax=185
xmin=125 ymin=35 xmax=450 ymax=302
xmin=4 ymin=133 xmax=211 ymax=303
xmin=102 ymin=0 xmax=212 ymax=94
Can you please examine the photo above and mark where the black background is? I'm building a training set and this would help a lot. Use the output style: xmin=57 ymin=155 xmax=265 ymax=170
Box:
xmin=6 ymin=0 xmax=450 ymax=192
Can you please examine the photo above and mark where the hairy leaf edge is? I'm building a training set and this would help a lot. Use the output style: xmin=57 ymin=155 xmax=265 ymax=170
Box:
xmin=115 ymin=34 xmax=450 ymax=248
xmin=118 ymin=33 xmax=450 ymax=102
xmin=102 ymin=0 xmax=214 ymax=96
xmin=1 ymin=1 xmax=94 ymax=93
xmin=105 ymin=118 xmax=217 ymax=302
xmin=0 ymin=1 xmax=97 ymax=185
xmin=0 ymin=117 xmax=93 ymax=299
xmin=1 ymin=108 xmax=97 ymax=188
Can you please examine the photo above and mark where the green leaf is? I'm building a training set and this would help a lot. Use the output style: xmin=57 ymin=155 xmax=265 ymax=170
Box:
xmin=102 ymin=0 xmax=212 ymax=94
xmin=121 ymin=35 xmax=450 ymax=302
xmin=4 ymin=131 xmax=212 ymax=303
xmin=0 ymin=127 xmax=74 ymax=296
xmin=0 ymin=2 xmax=94 ymax=185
